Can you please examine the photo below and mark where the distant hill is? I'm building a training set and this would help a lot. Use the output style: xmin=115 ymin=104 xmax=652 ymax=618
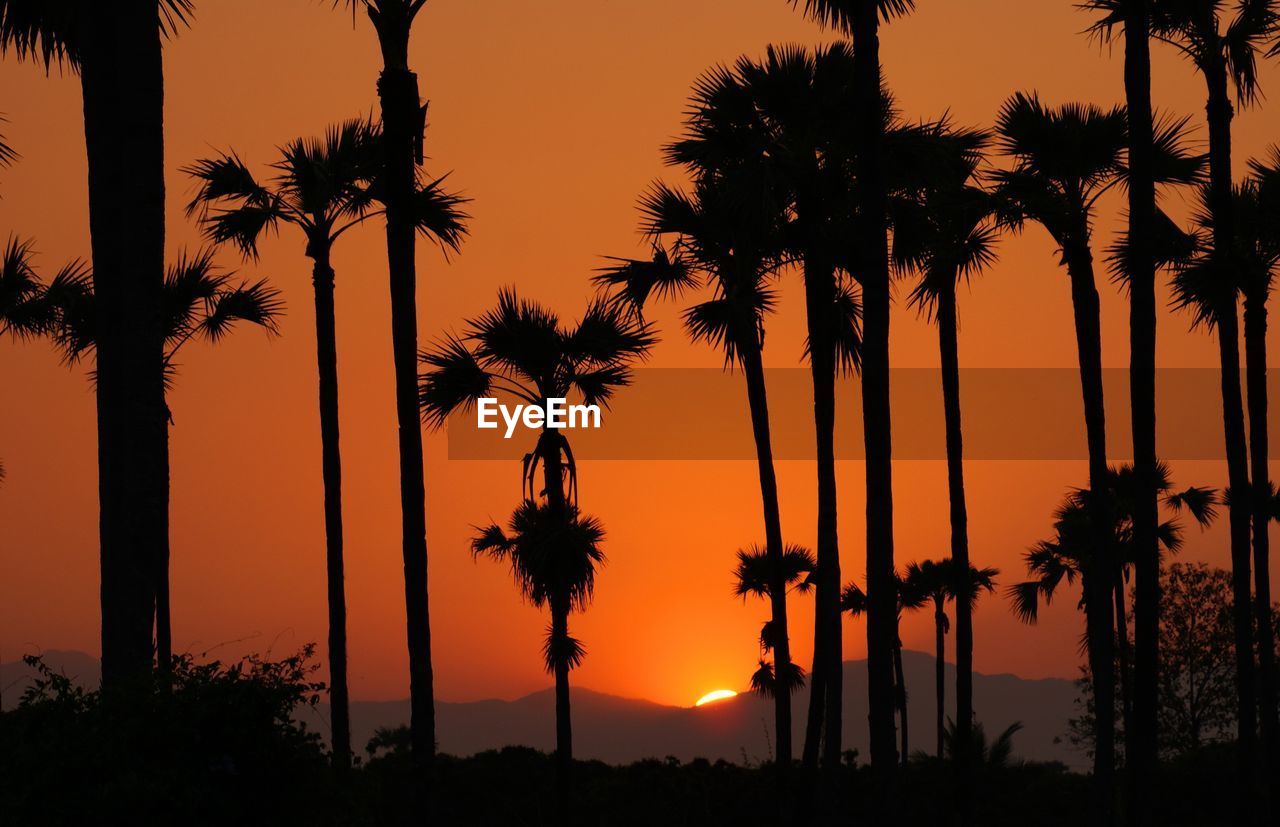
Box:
xmin=0 ymin=650 xmax=1083 ymax=769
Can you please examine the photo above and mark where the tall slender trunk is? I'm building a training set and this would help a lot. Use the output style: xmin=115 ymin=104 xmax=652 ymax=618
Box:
xmin=852 ymin=1 xmax=899 ymax=791
xmin=1244 ymin=293 xmax=1278 ymax=770
xmin=1065 ymin=240 xmax=1116 ymax=826
xmin=934 ymin=601 xmax=946 ymax=760
xmin=80 ymin=0 xmax=167 ymax=689
xmin=1115 ymin=567 xmax=1135 ymax=767
xmin=541 ymin=435 xmax=573 ymax=810
xmin=1122 ymin=6 xmax=1160 ymax=824
xmin=800 ymin=253 xmax=839 ymax=778
xmin=937 ymin=285 xmax=973 ymax=787
xmin=156 ymin=417 xmax=171 ymax=677
xmin=311 ymin=250 xmax=351 ymax=770
xmin=1204 ymin=54 xmax=1258 ymax=798
xmin=894 ymin=632 xmax=908 ymax=765
xmin=740 ymin=335 xmax=794 ymax=779
xmin=372 ymin=17 xmax=436 ymax=766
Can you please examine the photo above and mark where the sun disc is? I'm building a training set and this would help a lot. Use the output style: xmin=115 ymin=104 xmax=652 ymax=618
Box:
xmin=695 ymin=689 xmax=738 ymax=707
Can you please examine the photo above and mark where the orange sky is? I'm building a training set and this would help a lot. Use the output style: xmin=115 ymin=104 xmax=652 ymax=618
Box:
xmin=1 ymin=0 xmax=1278 ymax=708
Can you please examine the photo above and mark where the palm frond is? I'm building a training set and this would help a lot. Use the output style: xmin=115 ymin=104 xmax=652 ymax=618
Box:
xmin=417 ymin=334 xmax=492 ymax=429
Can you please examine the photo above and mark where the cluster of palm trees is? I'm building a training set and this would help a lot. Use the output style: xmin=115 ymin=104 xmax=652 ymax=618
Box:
xmin=2 ymin=1 xmax=1280 ymax=825
xmin=0 ymin=0 xmax=468 ymax=778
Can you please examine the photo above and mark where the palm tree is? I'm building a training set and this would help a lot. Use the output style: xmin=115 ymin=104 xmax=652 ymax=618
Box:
xmin=1173 ymin=163 xmax=1280 ymax=782
xmin=902 ymin=559 xmax=997 ymax=760
xmin=1240 ymin=149 xmax=1280 ymax=763
xmin=790 ymin=0 xmax=918 ymax=783
xmin=1082 ymin=4 xmax=1165 ymax=813
xmin=1010 ymin=464 xmax=1218 ymax=763
xmin=890 ymin=121 xmax=998 ymax=775
xmin=0 ymin=0 xmax=194 ymax=689
xmin=993 ymin=92 xmax=1129 ymax=817
xmin=183 ymin=119 xmax=466 ymax=770
xmin=596 ymin=171 xmax=828 ymax=775
xmin=419 ymin=288 xmax=653 ymax=804
xmin=843 ymin=573 xmax=924 ymax=765
xmin=471 ymin=500 xmax=605 ymax=799
xmin=340 ymin=0 xmax=449 ymax=765
xmin=733 ymin=544 xmax=815 ymax=704
xmin=665 ymin=43 xmax=861 ymax=774
xmin=1152 ymin=1 xmax=1280 ymax=783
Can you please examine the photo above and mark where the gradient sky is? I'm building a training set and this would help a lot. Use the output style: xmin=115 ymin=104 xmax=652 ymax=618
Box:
xmin=1 ymin=0 xmax=1278 ymax=708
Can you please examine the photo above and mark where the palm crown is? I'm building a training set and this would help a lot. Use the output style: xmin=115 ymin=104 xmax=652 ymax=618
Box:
xmin=0 ymin=0 xmax=193 ymax=70
xmin=471 ymin=500 xmax=606 ymax=672
xmin=183 ymin=118 xmax=467 ymax=262
xmin=42 ymin=248 xmax=284 ymax=382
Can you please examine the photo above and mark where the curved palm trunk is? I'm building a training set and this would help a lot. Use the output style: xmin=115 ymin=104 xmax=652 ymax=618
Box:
xmin=1204 ymin=55 xmax=1258 ymax=798
xmin=81 ymin=0 xmax=167 ymax=689
xmin=1065 ymin=240 xmax=1116 ymax=826
xmin=1123 ymin=5 xmax=1160 ymax=822
xmin=852 ymin=2 xmax=899 ymax=789
xmin=371 ymin=12 xmax=436 ymax=767
xmin=740 ymin=336 xmax=794 ymax=778
xmin=937 ymin=285 xmax=974 ymax=784
xmin=311 ymin=252 xmax=351 ymax=770
xmin=1243 ymin=295 xmax=1278 ymax=770
xmin=800 ymin=254 xmax=840 ymax=778
xmin=934 ymin=600 xmax=946 ymax=760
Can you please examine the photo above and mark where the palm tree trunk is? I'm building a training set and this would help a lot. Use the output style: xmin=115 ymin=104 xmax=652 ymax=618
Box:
xmin=156 ymin=416 xmax=171 ymax=678
xmin=1065 ymin=241 xmax=1116 ymax=825
xmin=312 ymin=252 xmax=351 ymax=770
xmin=937 ymin=285 xmax=973 ymax=771
xmin=1115 ymin=566 xmax=1135 ymax=766
xmin=1204 ymin=53 xmax=1259 ymax=796
xmin=852 ymin=0 xmax=898 ymax=789
xmin=934 ymin=601 xmax=946 ymax=760
xmin=740 ymin=337 xmax=794 ymax=778
xmin=541 ymin=438 xmax=573 ymax=810
xmin=800 ymin=254 xmax=839 ymax=777
xmin=1243 ymin=295 xmax=1278 ymax=771
xmin=80 ymin=0 xmax=167 ymax=689
xmin=1122 ymin=5 xmax=1160 ymax=823
xmin=372 ymin=14 xmax=436 ymax=768
xmin=894 ymin=632 xmax=908 ymax=765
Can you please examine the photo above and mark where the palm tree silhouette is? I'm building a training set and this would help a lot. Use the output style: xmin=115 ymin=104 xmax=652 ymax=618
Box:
xmin=1082 ymin=3 xmax=1167 ymax=811
xmin=184 ymin=118 xmax=465 ymax=770
xmin=597 ymin=170 xmax=837 ymax=777
xmin=419 ymin=288 xmax=653 ymax=805
xmin=733 ymin=543 xmax=815 ymax=704
xmin=1010 ymin=463 xmax=1217 ymax=768
xmin=471 ymin=500 xmax=606 ymax=791
xmin=1238 ymin=149 xmax=1280 ymax=768
xmin=1172 ymin=159 xmax=1280 ymax=784
xmin=0 ymin=236 xmax=75 ymax=339
xmin=791 ymin=0 xmax=918 ymax=785
xmin=1152 ymin=1 xmax=1280 ymax=785
xmin=903 ymin=559 xmax=997 ymax=760
xmin=340 ymin=0 xmax=454 ymax=767
xmin=0 ymin=0 xmax=194 ymax=688
xmin=39 ymin=249 xmax=281 ymax=687
xmin=667 ymin=42 xmax=863 ymax=776
xmin=843 ymin=572 xmax=923 ymax=766
xmin=993 ymin=92 xmax=1127 ymax=815
xmin=890 ymin=119 xmax=997 ymax=777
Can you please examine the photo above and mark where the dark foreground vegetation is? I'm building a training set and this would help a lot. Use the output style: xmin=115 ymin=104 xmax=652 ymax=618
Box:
xmin=1 ymin=648 xmax=1266 ymax=827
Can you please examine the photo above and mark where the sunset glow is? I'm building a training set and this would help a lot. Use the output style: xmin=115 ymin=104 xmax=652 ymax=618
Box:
xmin=694 ymin=689 xmax=738 ymax=708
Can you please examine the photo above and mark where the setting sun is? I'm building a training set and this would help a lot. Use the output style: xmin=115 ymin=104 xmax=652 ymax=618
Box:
xmin=694 ymin=689 xmax=738 ymax=708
